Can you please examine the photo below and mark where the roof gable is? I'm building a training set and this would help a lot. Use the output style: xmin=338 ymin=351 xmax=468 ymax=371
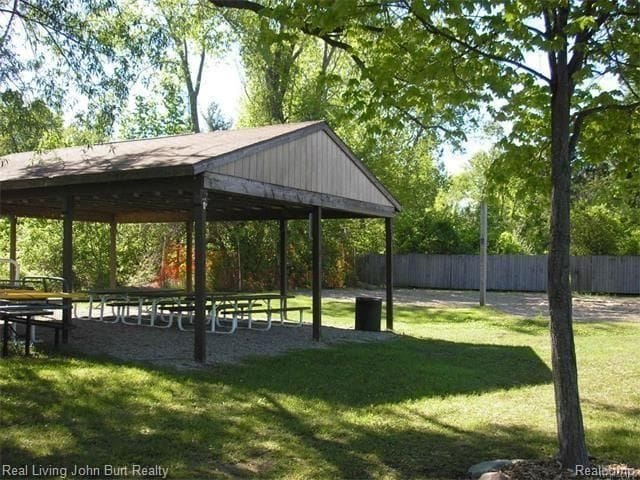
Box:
xmin=205 ymin=127 xmax=397 ymax=209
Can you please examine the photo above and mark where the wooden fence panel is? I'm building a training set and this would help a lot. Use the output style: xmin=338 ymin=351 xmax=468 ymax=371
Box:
xmin=570 ymin=257 xmax=591 ymax=292
xmin=357 ymin=254 xmax=640 ymax=294
xmin=451 ymin=255 xmax=478 ymax=290
xmin=357 ymin=253 xmax=384 ymax=285
xmin=427 ymin=255 xmax=452 ymax=289
xmin=591 ymin=256 xmax=615 ymax=293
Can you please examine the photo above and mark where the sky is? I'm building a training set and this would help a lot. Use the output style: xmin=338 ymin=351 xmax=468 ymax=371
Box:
xmin=440 ymin=137 xmax=492 ymax=175
xmin=198 ymin=47 xmax=245 ymax=124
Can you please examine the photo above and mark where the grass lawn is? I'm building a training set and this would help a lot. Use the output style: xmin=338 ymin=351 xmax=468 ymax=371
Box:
xmin=1 ymin=297 xmax=638 ymax=479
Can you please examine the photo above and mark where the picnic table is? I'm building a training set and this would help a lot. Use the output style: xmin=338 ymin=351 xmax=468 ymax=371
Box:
xmin=0 ymin=289 xmax=75 ymax=301
xmin=80 ymin=288 xmax=186 ymax=324
xmin=0 ymin=290 xmax=77 ymax=348
xmin=77 ymin=288 xmax=308 ymax=334
xmin=0 ymin=305 xmax=56 ymax=357
xmin=165 ymin=293 xmax=307 ymax=332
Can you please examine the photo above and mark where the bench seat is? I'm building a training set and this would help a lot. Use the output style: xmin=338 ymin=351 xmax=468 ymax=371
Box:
xmin=217 ymin=306 xmax=310 ymax=330
xmin=1 ymin=311 xmax=71 ymax=356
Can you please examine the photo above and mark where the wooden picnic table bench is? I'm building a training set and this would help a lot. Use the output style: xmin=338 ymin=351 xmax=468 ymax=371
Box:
xmin=1 ymin=307 xmax=64 ymax=357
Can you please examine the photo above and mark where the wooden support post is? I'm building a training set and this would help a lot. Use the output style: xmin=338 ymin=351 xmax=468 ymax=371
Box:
xmin=385 ymin=217 xmax=394 ymax=330
xmin=109 ymin=219 xmax=117 ymax=289
xmin=186 ymin=221 xmax=193 ymax=293
xmin=193 ymin=187 xmax=208 ymax=363
xmin=279 ymin=219 xmax=288 ymax=310
xmin=480 ymin=201 xmax=488 ymax=306
xmin=9 ymin=215 xmax=17 ymax=282
xmin=311 ymin=206 xmax=322 ymax=341
xmin=62 ymin=197 xmax=74 ymax=343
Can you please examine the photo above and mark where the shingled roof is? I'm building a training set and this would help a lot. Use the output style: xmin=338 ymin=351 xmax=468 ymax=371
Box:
xmin=0 ymin=121 xmax=399 ymax=222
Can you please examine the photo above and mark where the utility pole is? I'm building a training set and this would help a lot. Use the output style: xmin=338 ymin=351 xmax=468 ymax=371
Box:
xmin=480 ymin=201 xmax=488 ymax=306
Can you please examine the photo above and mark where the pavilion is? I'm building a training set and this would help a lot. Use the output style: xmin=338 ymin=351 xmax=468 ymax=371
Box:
xmin=0 ymin=120 xmax=400 ymax=362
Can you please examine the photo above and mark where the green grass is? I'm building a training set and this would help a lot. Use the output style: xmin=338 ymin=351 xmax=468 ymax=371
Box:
xmin=1 ymin=297 xmax=638 ymax=479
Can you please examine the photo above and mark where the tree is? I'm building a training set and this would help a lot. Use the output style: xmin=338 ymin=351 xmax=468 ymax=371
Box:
xmin=208 ymin=0 xmax=640 ymax=468
xmin=1 ymin=0 xmax=147 ymax=134
xmin=119 ymin=73 xmax=191 ymax=139
xmin=152 ymin=0 xmax=227 ymax=132
xmin=203 ymin=100 xmax=232 ymax=130
xmin=227 ymin=8 xmax=307 ymax=125
xmin=445 ymin=150 xmax=549 ymax=254
xmin=0 ymin=90 xmax=63 ymax=154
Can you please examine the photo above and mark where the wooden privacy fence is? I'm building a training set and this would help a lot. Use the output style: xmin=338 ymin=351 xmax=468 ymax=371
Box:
xmin=357 ymin=254 xmax=640 ymax=294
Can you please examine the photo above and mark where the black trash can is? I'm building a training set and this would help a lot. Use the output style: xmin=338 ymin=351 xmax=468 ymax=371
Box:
xmin=355 ymin=296 xmax=382 ymax=331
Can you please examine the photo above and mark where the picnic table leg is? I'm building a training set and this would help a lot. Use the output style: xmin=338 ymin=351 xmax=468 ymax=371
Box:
xmin=99 ymin=295 xmax=106 ymax=321
xmin=55 ymin=328 xmax=60 ymax=347
xmin=208 ymin=302 xmax=216 ymax=332
xmin=150 ymin=298 xmax=157 ymax=326
xmin=137 ymin=298 xmax=143 ymax=325
xmin=2 ymin=317 xmax=9 ymax=357
xmin=88 ymin=294 xmax=94 ymax=320
xmin=25 ymin=315 xmax=31 ymax=356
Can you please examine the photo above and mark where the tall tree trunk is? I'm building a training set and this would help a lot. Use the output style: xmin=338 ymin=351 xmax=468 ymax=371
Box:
xmin=548 ymin=8 xmax=589 ymax=469
xmin=188 ymin=88 xmax=200 ymax=133
xmin=177 ymin=39 xmax=206 ymax=133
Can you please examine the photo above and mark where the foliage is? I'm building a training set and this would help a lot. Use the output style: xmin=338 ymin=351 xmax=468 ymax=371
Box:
xmin=0 ymin=90 xmax=64 ymax=154
xmin=119 ymin=73 xmax=191 ymax=139
xmin=495 ymin=231 xmax=529 ymax=255
xmin=232 ymin=8 xmax=307 ymax=126
xmin=150 ymin=0 xmax=228 ymax=132
xmin=0 ymin=218 xmax=181 ymax=289
xmin=440 ymin=149 xmax=551 ymax=254
xmin=571 ymin=204 xmax=625 ymax=256
xmin=203 ymin=100 xmax=232 ymax=131
xmin=0 ymin=0 xmax=151 ymax=135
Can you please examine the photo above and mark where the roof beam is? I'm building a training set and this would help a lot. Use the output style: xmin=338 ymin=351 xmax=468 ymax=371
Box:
xmin=204 ymin=172 xmax=396 ymax=218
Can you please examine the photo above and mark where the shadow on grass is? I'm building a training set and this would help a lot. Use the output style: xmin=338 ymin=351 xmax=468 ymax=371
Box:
xmin=248 ymin=392 xmax=557 ymax=479
xmin=1 ymin=344 xmax=636 ymax=478
xmin=0 ymin=356 xmax=242 ymax=478
xmin=0 ymin=354 xmax=553 ymax=479
xmin=214 ymin=336 xmax=552 ymax=407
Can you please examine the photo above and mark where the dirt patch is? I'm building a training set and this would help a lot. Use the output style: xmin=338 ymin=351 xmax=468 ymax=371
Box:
xmin=318 ymin=288 xmax=640 ymax=323
xmin=37 ymin=317 xmax=394 ymax=368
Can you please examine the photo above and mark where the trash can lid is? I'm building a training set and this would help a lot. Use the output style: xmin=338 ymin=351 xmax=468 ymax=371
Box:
xmin=356 ymin=296 xmax=382 ymax=302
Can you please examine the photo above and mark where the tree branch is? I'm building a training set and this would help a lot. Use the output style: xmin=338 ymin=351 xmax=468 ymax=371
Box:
xmin=209 ymin=0 xmax=266 ymax=14
xmin=209 ymin=0 xmax=367 ymax=69
xmin=569 ymin=101 xmax=640 ymax=157
xmin=0 ymin=7 xmax=86 ymax=47
xmin=567 ymin=1 xmax=611 ymax=77
xmin=194 ymin=44 xmax=206 ymax=97
xmin=0 ymin=0 xmax=19 ymax=47
xmin=408 ymin=5 xmax=550 ymax=83
xmin=395 ymin=106 xmax=459 ymax=137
